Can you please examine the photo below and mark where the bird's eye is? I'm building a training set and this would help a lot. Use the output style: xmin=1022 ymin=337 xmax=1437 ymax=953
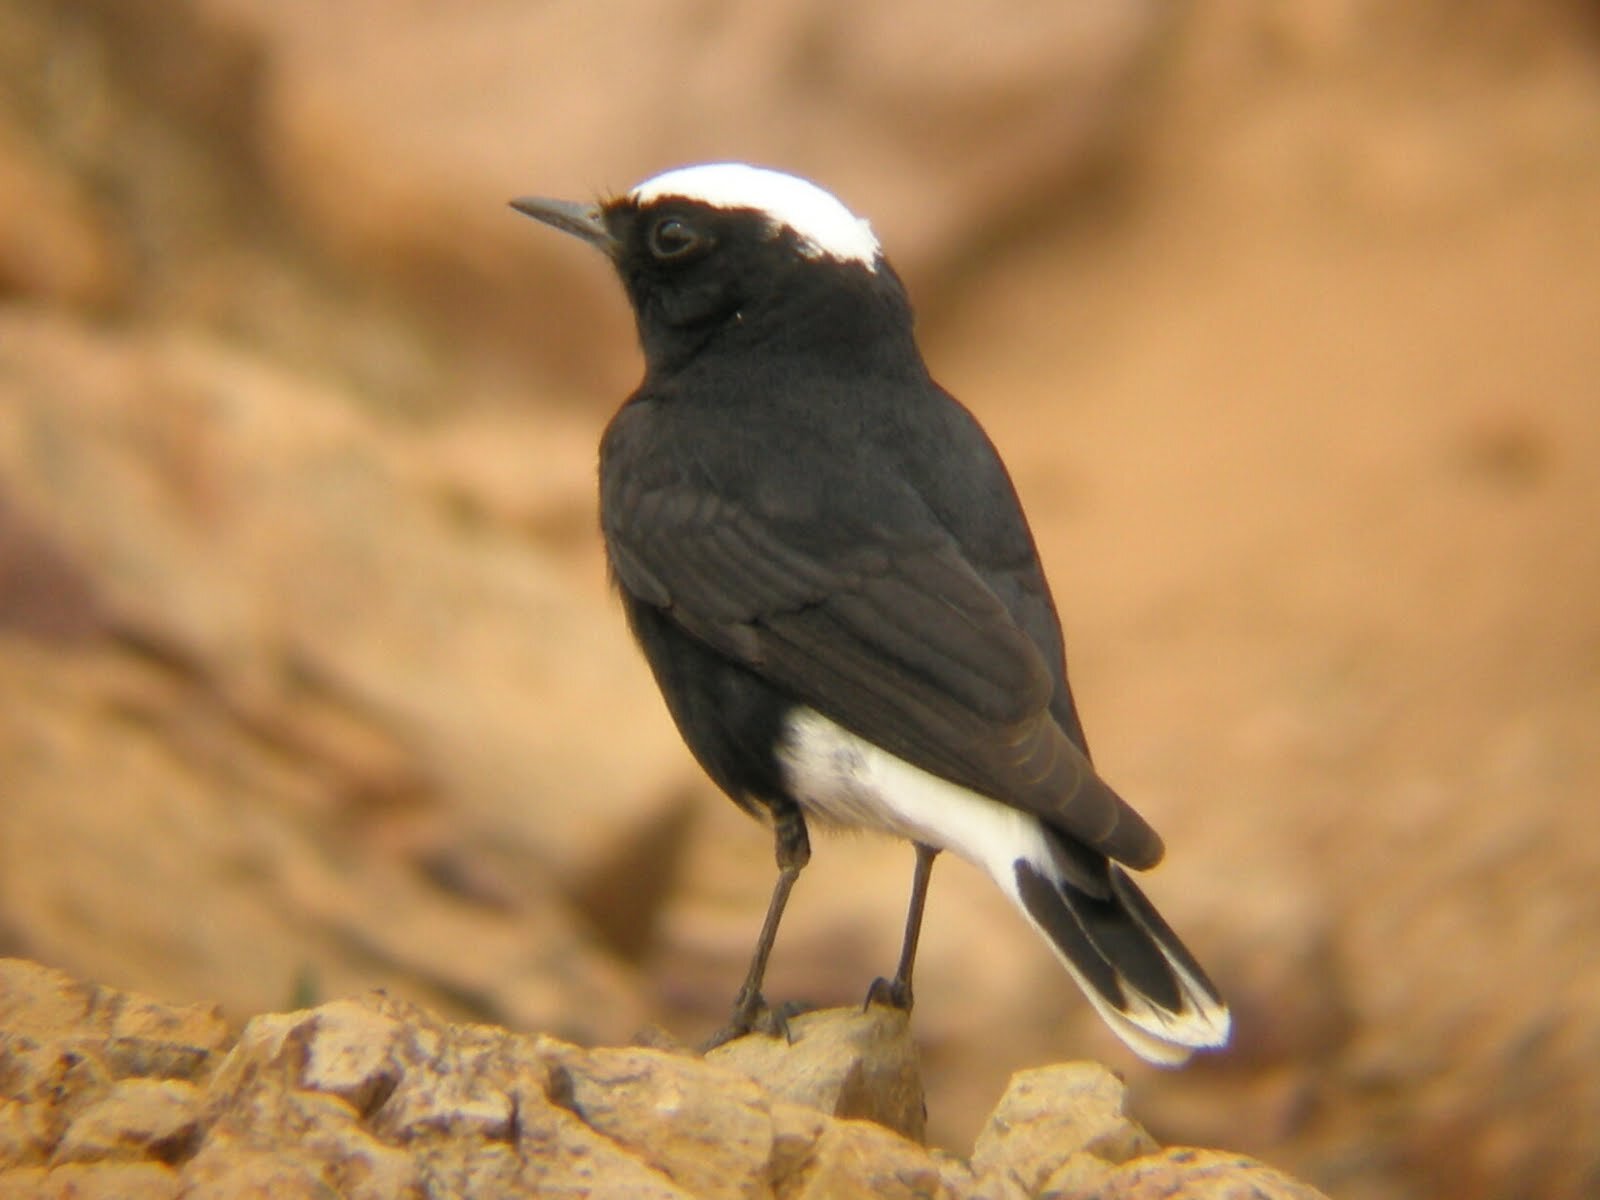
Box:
xmin=648 ymin=217 xmax=705 ymax=261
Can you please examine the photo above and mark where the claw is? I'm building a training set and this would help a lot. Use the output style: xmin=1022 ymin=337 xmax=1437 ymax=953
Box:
xmin=701 ymin=992 xmax=816 ymax=1050
xmin=863 ymin=975 xmax=914 ymax=1012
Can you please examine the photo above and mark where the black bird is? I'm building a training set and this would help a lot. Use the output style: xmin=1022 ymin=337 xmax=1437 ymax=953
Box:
xmin=511 ymin=163 xmax=1229 ymax=1063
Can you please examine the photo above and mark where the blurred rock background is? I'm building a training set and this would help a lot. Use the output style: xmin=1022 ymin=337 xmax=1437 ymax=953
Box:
xmin=1 ymin=2 xmax=1597 ymax=1198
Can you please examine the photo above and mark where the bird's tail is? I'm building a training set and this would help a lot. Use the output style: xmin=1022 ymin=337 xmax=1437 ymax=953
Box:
xmin=1005 ymin=838 xmax=1231 ymax=1065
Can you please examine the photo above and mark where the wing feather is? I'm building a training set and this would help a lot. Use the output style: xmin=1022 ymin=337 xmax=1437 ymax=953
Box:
xmin=606 ymin=478 xmax=1162 ymax=868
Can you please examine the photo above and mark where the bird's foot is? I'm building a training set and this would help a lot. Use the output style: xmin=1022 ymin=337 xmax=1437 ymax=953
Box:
xmin=699 ymin=991 xmax=811 ymax=1051
xmin=863 ymin=975 xmax=914 ymax=1012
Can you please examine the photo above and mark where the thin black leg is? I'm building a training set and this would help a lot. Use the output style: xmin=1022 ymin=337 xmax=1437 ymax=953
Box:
xmin=702 ymin=802 xmax=811 ymax=1049
xmin=866 ymin=842 xmax=939 ymax=1011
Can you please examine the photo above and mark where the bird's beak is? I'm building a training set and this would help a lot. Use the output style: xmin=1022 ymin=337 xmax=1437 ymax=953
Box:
xmin=509 ymin=196 xmax=618 ymax=255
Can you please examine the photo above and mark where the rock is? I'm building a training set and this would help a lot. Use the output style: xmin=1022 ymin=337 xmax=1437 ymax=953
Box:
xmin=52 ymin=1079 xmax=201 ymax=1165
xmin=546 ymin=1045 xmax=774 ymax=1200
xmin=0 ymin=959 xmax=1329 ymax=1200
xmin=0 ymin=1162 xmax=180 ymax=1200
xmin=0 ymin=961 xmax=229 ymax=1173
xmin=0 ymin=485 xmax=106 ymax=642
xmin=206 ymin=0 xmax=1172 ymax=379
xmin=708 ymin=1003 xmax=926 ymax=1143
xmin=0 ymin=112 xmax=129 ymax=312
xmin=783 ymin=1119 xmax=954 ymax=1200
xmin=1051 ymin=1147 xmax=1331 ymax=1200
xmin=971 ymin=1063 xmax=1158 ymax=1197
xmin=0 ymin=312 xmax=675 ymax=1037
xmin=0 ymin=0 xmax=1175 ymax=394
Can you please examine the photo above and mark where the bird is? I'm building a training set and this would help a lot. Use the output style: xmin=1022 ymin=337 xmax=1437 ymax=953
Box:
xmin=510 ymin=162 xmax=1230 ymax=1065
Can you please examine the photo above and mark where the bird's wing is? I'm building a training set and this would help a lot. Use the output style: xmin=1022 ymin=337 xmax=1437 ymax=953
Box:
xmin=605 ymin=477 xmax=1162 ymax=869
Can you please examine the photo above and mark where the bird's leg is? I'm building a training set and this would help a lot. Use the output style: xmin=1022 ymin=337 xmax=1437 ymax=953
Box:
xmin=866 ymin=842 xmax=939 ymax=1011
xmin=702 ymin=801 xmax=811 ymax=1050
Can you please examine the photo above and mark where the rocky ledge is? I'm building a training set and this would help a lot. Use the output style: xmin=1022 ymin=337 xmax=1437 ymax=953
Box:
xmin=0 ymin=959 xmax=1325 ymax=1199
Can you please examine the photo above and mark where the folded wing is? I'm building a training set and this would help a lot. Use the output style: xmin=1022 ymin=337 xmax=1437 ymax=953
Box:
xmin=606 ymin=478 xmax=1164 ymax=872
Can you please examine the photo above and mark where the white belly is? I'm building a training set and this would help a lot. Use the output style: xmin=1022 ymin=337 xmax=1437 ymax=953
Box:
xmin=775 ymin=706 xmax=1052 ymax=881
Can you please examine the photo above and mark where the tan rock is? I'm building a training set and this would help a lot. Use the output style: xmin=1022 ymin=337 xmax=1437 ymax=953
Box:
xmin=0 ymin=960 xmax=1333 ymax=1200
xmin=291 ymin=999 xmax=408 ymax=1117
xmin=785 ymin=1118 xmax=955 ymax=1200
xmin=709 ymin=1004 xmax=926 ymax=1143
xmin=0 ymin=314 xmax=666 ymax=1038
xmin=971 ymin=1063 xmax=1158 ymax=1197
xmin=0 ymin=113 xmax=129 ymax=312
xmin=1050 ymin=1147 xmax=1332 ymax=1200
xmin=0 ymin=1162 xmax=180 ymax=1200
xmin=52 ymin=1079 xmax=201 ymax=1164
xmin=203 ymin=0 xmax=1170 ymax=379
xmin=549 ymin=1044 xmax=775 ymax=1200
xmin=446 ymin=1116 xmax=696 ymax=1200
xmin=177 ymin=1143 xmax=379 ymax=1200
xmin=766 ymin=1100 xmax=831 ymax=1194
xmin=0 ymin=961 xmax=229 ymax=1179
xmin=0 ymin=1098 xmax=54 ymax=1169
xmin=0 ymin=960 xmax=229 ymax=1053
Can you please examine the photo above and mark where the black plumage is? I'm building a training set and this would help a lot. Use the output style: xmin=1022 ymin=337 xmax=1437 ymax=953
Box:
xmin=512 ymin=164 xmax=1229 ymax=1063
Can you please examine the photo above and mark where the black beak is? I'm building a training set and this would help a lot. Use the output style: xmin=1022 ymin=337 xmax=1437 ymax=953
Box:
xmin=509 ymin=196 xmax=617 ymax=254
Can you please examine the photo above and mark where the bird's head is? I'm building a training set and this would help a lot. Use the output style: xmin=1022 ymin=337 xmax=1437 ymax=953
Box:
xmin=512 ymin=163 xmax=916 ymax=377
